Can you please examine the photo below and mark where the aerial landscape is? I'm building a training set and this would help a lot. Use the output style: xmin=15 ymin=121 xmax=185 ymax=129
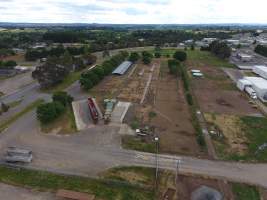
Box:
xmin=1 ymin=0 xmax=267 ymax=199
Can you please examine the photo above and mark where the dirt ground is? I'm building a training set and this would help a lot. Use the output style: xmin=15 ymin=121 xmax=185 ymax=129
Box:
xmin=189 ymin=65 xmax=260 ymax=116
xmin=159 ymin=171 xmax=234 ymax=200
xmin=147 ymin=59 xmax=205 ymax=156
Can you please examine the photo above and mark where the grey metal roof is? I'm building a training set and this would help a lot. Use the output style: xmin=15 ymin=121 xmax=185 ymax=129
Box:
xmin=112 ymin=61 xmax=133 ymax=75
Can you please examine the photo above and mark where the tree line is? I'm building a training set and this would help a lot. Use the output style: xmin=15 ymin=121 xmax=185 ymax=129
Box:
xmin=80 ymin=51 xmax=129 ymax=90
xmin=255 ymin=45 xmax=267 ymax=57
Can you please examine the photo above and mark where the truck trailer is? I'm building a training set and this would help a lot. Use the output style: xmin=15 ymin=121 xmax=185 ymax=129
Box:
xmin=88 ymin=97 xmax=98 ymax=124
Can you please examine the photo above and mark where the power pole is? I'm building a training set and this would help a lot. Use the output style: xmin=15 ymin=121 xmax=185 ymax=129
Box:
xmin=175 ymin=159 xmax=180 ymax=185
xmin=154 ymin=137 xmax=159 ymax=189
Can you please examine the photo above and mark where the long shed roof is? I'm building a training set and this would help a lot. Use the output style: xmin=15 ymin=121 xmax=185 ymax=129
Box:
xmin=112 ymin=61 xmax=133 ymax=75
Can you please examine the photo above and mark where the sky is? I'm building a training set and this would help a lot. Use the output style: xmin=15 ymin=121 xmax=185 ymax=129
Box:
xmin=0 ymin=0 xmax=267 ymax=24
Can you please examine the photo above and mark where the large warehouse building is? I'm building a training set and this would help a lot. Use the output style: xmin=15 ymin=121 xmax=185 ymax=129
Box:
xmin=253 ymin=65 xmax=267 ymax=79
xmin=112 ymin=61 xmax=133 ymax=75
xmin=244 ymin=76 xmax=267 ymax=102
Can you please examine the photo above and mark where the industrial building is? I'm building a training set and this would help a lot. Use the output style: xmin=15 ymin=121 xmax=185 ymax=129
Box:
xmin=112 ymin=61 xmax=133 ymax=75
xmin=237 ymin=53 xmax=252 ymax=62
xmin=244 ymin=77 xmax=267 ymax=102
xmin=236 ymin=65 xmax=253 ymax=70
xmin=253 ymin=65 xmax=267 ymax=79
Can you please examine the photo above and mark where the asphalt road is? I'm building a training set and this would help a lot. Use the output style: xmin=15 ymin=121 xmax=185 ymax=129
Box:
xmin=1 ymin=109 xmax=267 ymax=188
xmin=1 ymin=47 xmax=267 ymax=190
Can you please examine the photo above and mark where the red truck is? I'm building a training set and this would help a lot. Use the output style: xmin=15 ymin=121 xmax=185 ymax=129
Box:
xmin=88 ymin=97 xmax=98 ymax=124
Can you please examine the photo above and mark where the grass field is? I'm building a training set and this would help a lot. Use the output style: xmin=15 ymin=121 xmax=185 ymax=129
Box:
xmin=102 ymin=166 xmax=155 ymax=187
xmin=122 ymin=135 xmax=156 ymax=153
xmin=0 ymin=166 xmax=154 ymax=200
xmin=232 ymin=183 xmax=260 ymax=200
xmin=0 ymin=99 xmax=44 ymax=133
xmin=240 ymin=116 xmax=267 ymax=161
xmin=186 ymin=50 xmax=236 ymax=68
xmin=208 ymin=115 xmax=267 ymax=162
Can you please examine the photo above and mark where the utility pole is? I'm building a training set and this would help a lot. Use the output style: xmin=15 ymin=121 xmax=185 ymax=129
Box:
xmin=154 ymin=137 xmax=159 ymax=189
xmin=175 ymin=159 xmax=181 ymax=185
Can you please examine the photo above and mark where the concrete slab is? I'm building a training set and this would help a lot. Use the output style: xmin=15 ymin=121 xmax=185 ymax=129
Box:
xmin=111 ymin=101 xmax=131 ymax=123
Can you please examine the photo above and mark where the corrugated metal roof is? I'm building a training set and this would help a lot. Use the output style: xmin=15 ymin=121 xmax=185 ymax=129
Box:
xmin=112 ymin=61 xmax=133 ymax=75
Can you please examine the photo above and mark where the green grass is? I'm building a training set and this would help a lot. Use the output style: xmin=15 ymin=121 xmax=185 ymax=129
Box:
xmin=212 ymin=116 xmax=267 ymax=162
xmin=103 ymin=166 xmax=155 ymax=186
xmin=0 ymin=166 xmax=154 ymax=200
xmin=0 ymin=99 xmax=44 ymax=133
xmin=122 ymin=135 xmax=156 ymax=153
xmin=187 ymin=50 xmax=236 ymax=68
xmin=43 ymin=71 xmax=82 ymax=93
xmin=232 ymin=183 xmax=260 ymax=200
xmin=239 ymin=116 xmax=267 ymax=161
xmin=7 ymin=99 xmax=22 ymax=108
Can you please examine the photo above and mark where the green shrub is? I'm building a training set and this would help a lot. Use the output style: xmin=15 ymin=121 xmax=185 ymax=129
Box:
xmin=173 ymin=51 xmax=187 ymax=62
xmin=186 ymin=93 xmax=193 ymax=105
xmin=52 ymin=91 xmax=73 ymax=107
xmin=37 ymin=102 xmax=65 ymax=124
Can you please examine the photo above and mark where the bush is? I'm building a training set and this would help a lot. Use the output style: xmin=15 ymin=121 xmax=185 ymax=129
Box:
xmin=52 ymin=91 xmax=73 ymax=107
xmin=173 ymin=51 xmax=187 ymax=62
xmin=128 ymin=52 xmax=140 ymax=63
xmin=80 ymin=77 xmax=93 ymax=90
xmin=186 ymin=93 xmax=193 ymax=105
xmin=143 ymin=56 xmax=152 ymax=65
xmin=154 ymin=52 xmax=161 ymax=58
xmin=92 ymin=67 xmax=105 ymax=80
xmin=37 ymin=102 xmax=65 ymax=124
xmin=1 ymin=102 xmax=9 ymax=112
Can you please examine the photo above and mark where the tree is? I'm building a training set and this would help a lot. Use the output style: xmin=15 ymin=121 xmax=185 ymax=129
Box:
xmin=36 ymin=102 xmax=65 ymax=124
xmin=190 ymin=44 xmax=195 ymax=51
xmin=1 ymin=102 xmax=9 ymax=112
xmin=61 ymin=51 xmax=73 ymax=72
xmin=4 ymin=60 xmax=17 ymax=68
xmin=92 ymin=67 xmax=105 ymax=80
xmin=128 ymin=52 xmax=140 ymax=63
xmin=168 ymin=59 xmax=180 ymax=76
xmin=80 ymin=77 xmax=93 ymax=90
xmin=173 ymin=51 xmax=187 ymax=62
xmin=143 ymin=56 xmax=152 ymax=65
xmin=154 ymin=52 xmax=161 ymax=58
xmin=209 ymin=41 xmax=231 ymax=59
xmin=32 ymin=57 xmax=70 ymax=88
xmin=52 ymin=91 xmax=73 ymax=107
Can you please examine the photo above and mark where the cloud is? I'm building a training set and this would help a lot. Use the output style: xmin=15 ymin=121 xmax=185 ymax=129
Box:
xmin=0 ymin=0 xmax=267 ymax=24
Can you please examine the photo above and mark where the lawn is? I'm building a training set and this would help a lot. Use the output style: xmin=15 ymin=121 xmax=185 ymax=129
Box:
xmin=0 ymin=99 xmax=44 ymax=133
xmin=207 ymin=114 xmax=267 ymax=162
xmin=122 ymin=135 xmax=156 ymax=153
xmin=41 ymin=105 xmax=77 ymax=134
xmin=102 ymin=166 xmax=155 ymax=187
xmin=232 ymin=183 xmax=260 ymax=200
xmin=186 ymin=50 xmax=236 ymax=68
xmin=0 ymin=166 xmax=154 ymax=200
xmin=239 ymin=116 xmax=267 ymax=161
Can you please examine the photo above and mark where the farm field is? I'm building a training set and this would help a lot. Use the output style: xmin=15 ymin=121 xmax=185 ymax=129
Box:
xmin=187 ymin=51 xmax=261 ymax=116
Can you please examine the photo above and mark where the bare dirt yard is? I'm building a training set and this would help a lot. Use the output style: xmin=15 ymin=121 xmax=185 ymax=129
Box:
xmin=146 ymin=59 xmax=205 ymax=156
xmin=189 ymin=65 xmax=260 ymax=116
